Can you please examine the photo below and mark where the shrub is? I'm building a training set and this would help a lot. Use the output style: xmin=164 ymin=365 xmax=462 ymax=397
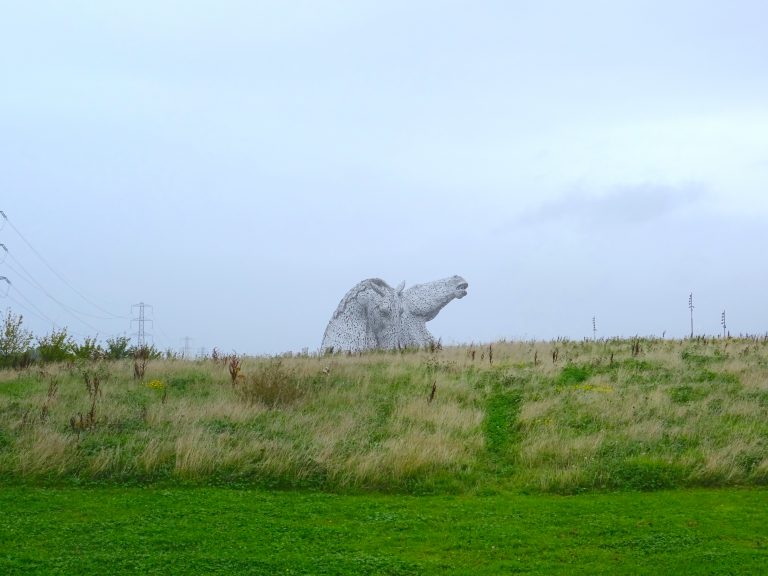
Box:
xmin=105 ymin=336 xmax=132 ymax=360
xmin=235 ymin=360 xmax=304 ymax=407
xmin=0 ymin=309 xmax=33 ymax=368
xmin=37 ymin=327 xmax=77 ymax=363
xmin=75 ymin=337 xmax=104 ymax=360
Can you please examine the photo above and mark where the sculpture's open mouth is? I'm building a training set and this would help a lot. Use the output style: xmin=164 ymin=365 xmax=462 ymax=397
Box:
xmin=455 ymin=282 xmax=468 ymax=298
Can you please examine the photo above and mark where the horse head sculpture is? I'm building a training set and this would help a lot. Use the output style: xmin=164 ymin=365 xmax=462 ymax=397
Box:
xmin=321 ymin=275 xmax=468 ymax=352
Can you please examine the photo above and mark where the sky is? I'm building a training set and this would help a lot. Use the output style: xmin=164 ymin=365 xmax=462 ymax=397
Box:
xmin=1 ymin=1 xmax=767 ymax=355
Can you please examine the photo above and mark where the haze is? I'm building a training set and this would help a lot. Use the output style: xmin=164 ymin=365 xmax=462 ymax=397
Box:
xmin=2 ymin=1 xmax=767 ymax=355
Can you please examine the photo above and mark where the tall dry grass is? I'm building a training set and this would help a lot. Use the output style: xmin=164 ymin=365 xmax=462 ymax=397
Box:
xmin=0 ymin=349 xmax=485 ymax=489
xmin=0 ymin=337 xmax=766 ymax=492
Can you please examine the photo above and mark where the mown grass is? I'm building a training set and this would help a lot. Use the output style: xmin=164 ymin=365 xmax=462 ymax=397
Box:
xmin=0 ymin=486 xmax=766 ymax=575
xmin=1 ymin=338 xmax=767 ymax=493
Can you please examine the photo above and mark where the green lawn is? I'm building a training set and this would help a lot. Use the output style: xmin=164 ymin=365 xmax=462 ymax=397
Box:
xmin=1 ymin=487 xmax=765 ymax=575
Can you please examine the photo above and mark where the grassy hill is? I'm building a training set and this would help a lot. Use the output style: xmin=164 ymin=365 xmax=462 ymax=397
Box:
xmin=1 ymin=338 xmax=767 ymax=492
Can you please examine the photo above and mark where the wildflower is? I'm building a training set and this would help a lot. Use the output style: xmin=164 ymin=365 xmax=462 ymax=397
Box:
xmin=147 ymin=379 xmax=165 ymax=390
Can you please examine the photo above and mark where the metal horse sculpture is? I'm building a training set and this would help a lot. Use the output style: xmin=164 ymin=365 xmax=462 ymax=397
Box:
xmin=321 ymin=275 xmax=468 ymax=352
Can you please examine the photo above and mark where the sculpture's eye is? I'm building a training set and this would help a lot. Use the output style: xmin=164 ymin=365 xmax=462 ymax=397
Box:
xmin=379 ymin=303 xmax=391 ymax=316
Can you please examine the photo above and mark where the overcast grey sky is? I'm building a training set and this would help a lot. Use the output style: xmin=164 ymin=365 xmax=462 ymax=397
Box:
xmin=2 ymin=1 xmax=767 ymax=354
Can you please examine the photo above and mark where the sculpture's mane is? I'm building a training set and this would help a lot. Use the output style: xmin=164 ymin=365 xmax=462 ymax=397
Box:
xmin=331 ymin=278 xmax=391 ymax=320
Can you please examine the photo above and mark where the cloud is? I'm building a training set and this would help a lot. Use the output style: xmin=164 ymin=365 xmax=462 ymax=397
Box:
xmin=518 ymin=182 xmax=707 ymax=229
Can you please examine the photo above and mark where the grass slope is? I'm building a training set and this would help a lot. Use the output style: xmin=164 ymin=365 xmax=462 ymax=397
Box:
xmin=1 ymin=338 xmax=767 ymax=492
xmin=1 ymin=486 xmax=766 ymax=575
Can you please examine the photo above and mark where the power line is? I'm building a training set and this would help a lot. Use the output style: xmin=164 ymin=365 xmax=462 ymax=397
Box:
xmin=2 ymin=249 xmax=117 ymax=322
xmin=6 ymin=293 xmax=56 ymax=327
xmin=2 ymin=276 xmax=54 ymax=324
xmin=154 ymin=323 xmax=173 ymax=350
xmin=0 ymin=211 xmax=129 ymax=320
xmin=2 ymin=275 xmax=55 ymax=324
xmin=1 ymin=212 xmax=132 ymax=338
xmin=2 ymin=277 xmax=125 ymax=342
xmin=1 ymin=276 xmax=53 ymax=326
xmin=1 ymin=274 xmax=102 ymax=333
xmin=1 ymin=254 xmax=109 ymax=333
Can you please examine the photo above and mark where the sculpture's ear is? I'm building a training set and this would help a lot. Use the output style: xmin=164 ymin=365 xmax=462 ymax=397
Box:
xmin=396 ymin=281 xmax=405 ymax=295
xmin=369 ymin=281 xmax=387 ymax=297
